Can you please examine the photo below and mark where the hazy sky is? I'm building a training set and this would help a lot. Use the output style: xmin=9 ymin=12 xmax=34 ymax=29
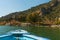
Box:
xmin=0 ymin=0 xmax=50 ymax=17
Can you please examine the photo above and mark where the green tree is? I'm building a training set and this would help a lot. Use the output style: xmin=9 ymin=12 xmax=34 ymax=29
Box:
xmin=26 ymin=13 xmax=39 ymax=24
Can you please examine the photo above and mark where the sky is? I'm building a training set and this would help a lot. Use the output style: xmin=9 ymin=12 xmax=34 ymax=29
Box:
xmin=0 ymin=0 xmax=50 ymax=17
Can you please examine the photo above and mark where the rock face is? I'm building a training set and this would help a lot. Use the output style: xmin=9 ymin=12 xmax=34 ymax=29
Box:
xmin=51 ymin=0 xmax=58 ymax=7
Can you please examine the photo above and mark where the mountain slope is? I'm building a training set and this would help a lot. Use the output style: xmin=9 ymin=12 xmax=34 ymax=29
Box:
xmin=0 ymin=0 xmax=60 ymax=25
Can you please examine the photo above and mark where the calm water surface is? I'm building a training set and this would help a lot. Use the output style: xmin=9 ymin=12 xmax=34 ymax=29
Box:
xmin=0 ymin=26 xmax=60 ymax=40
xmin=0 ymin=26 xmax=50 ymax=40
xmin=0 ymin=26 xmax=21 ymax=35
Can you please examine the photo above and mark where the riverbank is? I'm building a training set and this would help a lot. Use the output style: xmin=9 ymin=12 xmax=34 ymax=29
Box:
xmin=0 ymin=21 xmax=60 ymax=28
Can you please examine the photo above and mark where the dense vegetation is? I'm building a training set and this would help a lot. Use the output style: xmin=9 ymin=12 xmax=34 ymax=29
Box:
xmin=0 ymin=0 xmax=60 ymax=25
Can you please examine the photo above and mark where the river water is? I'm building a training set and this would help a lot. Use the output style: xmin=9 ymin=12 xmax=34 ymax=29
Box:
xmin=0 ymin=26 xmax=50 ymax=40
xmin=0 ymin=26 xmax=21 ymax=35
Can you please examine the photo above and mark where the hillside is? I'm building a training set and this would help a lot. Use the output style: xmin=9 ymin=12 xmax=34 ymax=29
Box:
xmin=0 ymin=0 xmax=60 ymax=25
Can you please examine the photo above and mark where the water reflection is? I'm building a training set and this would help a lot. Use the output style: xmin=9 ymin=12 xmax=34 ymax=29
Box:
xmin=0 ymin=26 xmax=50 ymax=40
